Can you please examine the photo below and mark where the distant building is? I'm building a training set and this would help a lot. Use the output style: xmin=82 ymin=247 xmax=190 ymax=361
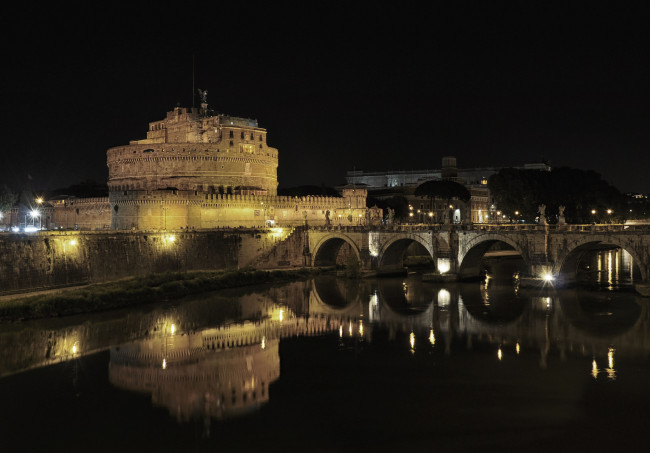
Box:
xmin=345 ymin=157 xmax=551 ymax=224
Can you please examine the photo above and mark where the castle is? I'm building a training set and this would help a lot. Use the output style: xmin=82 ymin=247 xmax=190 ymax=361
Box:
xmin=39 ymin=97 xmax=379 ymax=230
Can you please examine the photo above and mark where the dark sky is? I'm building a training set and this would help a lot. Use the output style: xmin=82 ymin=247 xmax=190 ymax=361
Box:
xmin=2 ymin=2 xmax=649 ymax=194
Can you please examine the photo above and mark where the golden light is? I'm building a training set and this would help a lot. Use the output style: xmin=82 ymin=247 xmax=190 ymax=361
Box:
xmin=607 ymin=209 xmax=613 ymax=214
xmin=497 ymin=348 xmax=503 ymax=361
xmin=269 ymin=227 xmax=287 ymax=239
xmin=428 ymin=212 xmax=433 ymax=217
xmin=514 ymin=211 xmax=519 ymax=215
xmin=170 ymin=323 xmax=176 ymax=335
xmin=279 ymin=309 xmax=284 ymax=322
xmin=449 ymin=204 xmax=453 ymax=209
xmin=409 ymin=212 xmax=414 ymax=217
xmin=429 ymin=329 xmax=435 ymax=346
xmin=409 ymin=331 xmax=415 ymax=350
xmin=68 ymin=239 xmax=78 ymax=246
xmin=339 ymin=325 xmax=343 ymax=338
xmin=349 ymin=323 xmax=353 ymax=336
xmin=608 ymin=347 xmax=615 ymax=369
xmin=35 ymin=197 xmax=43 ymax=205
xmin=516 ymin=343 xmax=520 ymax=354
xmin=592 ymin=359 xmax=598 ymax=379
xmin=72 ymin=344 xmax=78 ymax=355
xmin=437 ymin=258 xmax=451 ymax=274
xmin=261 ymin=336 xmax=266 ymax=350
xmin=543 ymin=274 xmax=554 ymax=282
xmin=358 ymin=320 xmax=364 ymax=336
xmin=591 ymin=209 xmax=597 ymax=214
xmin=162 ymin=359 xmax=167 ymax=370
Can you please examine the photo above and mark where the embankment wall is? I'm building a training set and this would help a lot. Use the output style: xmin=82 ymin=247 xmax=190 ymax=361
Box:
xmin=0 ymin=228 xmax=305 ymax=293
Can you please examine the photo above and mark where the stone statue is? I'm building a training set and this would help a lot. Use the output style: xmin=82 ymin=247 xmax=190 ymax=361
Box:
xmin=538 ymin=204 xmax=547 ymax=225
xmin=197 ymin=89 xmax=208 ymax=105
xmin=387 ymin=208 xmax=395 ymax=224
xmin=325 ymin=210 xmax=331 ymax=226
xmin=558 ymin=205 xmax=566 ymax=225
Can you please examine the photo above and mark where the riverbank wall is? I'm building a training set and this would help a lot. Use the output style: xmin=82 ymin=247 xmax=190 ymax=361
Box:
xmin=0 ymin=228 xmax=306 ymax=294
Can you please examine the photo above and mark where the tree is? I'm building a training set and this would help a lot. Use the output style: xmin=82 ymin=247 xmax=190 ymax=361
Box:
xmin=488 ymin=167 xmax=627 ymax=224
xmin=414 ymin=180 xmax=470 ymax=221
xmin=0 ymin=185 xmax=18 ymax=214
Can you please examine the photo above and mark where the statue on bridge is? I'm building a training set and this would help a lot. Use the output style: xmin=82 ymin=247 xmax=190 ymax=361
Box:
xmin=325 ymin=210 xmax=331 ymax=226
xmin=558 ymin=205 xmax=566 ymax=225
xmin=387 ymin=208 xmax=395 ymax=225
xmin=538 ymin=204 xmax=547 ymax=225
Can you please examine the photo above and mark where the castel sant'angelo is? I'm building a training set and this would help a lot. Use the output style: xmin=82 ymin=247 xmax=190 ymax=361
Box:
xmin=49 ymin=93 xmax=379 ymax=230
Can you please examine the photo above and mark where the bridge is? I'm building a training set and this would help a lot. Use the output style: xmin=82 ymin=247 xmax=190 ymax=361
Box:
xmin=306 ymin=223 xmax=650 ymax=285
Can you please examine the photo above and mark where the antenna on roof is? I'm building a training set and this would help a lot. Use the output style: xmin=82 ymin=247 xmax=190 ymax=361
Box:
xmin=192 ymin=54 xmax=195 ymax=108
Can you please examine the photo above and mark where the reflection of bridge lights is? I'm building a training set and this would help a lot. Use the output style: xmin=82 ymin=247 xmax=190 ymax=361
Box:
xmin=279 ymin=310 xmax=284 ymax=322
xmin=497 ymin=347 xmax=502 ymax=361
xmin=607 ymin=347 xmax=616 ymax=380
xmin=349 ymin=323 xmax=353 ymax=336
xmin=162 ymin=358 xmax=167 ymax=370
xmin=437 ymin=289 xmax=451 ymax=307
xmin=339 ymin=325 xmax=343 ymax=338
xmin=170 ymin=323 xmax=176 ymax=335
xmin=592 ymin=359 xmax=599 ymax=379
xmin=359 ymin=320 xmax=364 ymax=336
xmin=546 ymin=297 xmax=551 ymax=309
xmin=261 ymin=336 xmax=266 ymax=349
xmin=516 ymin=343 xmax=520 ymax=354
xmin=429 ymin=329 xmax=435 ymax=346
xmin=409 ymin=331 xmax=415 ymax=350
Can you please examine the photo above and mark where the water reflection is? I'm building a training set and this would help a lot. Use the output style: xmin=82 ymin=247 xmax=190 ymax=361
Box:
xmin=1 ymin=274 xmax=649 ymax=431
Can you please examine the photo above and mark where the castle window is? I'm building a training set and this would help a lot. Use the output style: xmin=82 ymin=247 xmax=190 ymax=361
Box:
xmin=250 ymin=133 xmax=254 ymax=140
xmin=241 ymin=131 xmax=244 ymax=139
xmin=229 ymin=130 xmax=234 ymax=138
xmin=259 ymin=134 xmax=263 ymax=141
xmin=229 ymin=140 xmax=233 ymax=146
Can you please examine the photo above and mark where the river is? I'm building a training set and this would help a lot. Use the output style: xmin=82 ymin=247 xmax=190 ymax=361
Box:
xmin=1 ymin=263 xmax=649 ymax=452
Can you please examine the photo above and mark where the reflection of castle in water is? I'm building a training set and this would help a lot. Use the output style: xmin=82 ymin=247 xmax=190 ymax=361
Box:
xmin=109 ymin=326 xmax=280 ymax=422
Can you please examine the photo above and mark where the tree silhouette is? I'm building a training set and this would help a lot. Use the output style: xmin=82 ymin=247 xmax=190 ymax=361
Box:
xmin=414 ymin=180 xmax=470 ymax=217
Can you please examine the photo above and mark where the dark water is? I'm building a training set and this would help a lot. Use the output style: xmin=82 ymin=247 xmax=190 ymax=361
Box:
xmin=1 ymin=272 xmax=650 ymax=452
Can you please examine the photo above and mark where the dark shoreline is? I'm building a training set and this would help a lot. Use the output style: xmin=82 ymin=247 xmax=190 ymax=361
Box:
xmin=0 ymin=268 xmax=322 ymax=323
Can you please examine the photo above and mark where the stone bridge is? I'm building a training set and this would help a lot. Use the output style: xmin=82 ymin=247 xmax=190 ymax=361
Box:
xmin=306 ymin=223 xmax=650 ymax=283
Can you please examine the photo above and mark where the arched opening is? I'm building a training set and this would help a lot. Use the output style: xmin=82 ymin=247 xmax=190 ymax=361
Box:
xmin=558 ymin=242 xmax=643 ymax=289
xmin=379 ymin=239 xmax=434 ymax=274
xmin=459 ymin=240 xmax=528 ymax=282
xmin=313 ymin=237 xmax=360 ymax=268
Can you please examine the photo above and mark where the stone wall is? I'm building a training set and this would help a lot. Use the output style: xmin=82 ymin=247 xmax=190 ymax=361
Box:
xmin=0 ymin=228 xmax=306 ymax=294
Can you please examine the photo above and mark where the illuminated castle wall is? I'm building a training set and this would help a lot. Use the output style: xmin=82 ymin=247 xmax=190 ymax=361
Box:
xmin=107 ymin=102 xmax=377 ymax=229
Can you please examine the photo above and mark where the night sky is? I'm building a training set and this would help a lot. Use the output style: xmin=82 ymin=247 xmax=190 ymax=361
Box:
xmin=2 ymin=3 xmax=649 ymax=194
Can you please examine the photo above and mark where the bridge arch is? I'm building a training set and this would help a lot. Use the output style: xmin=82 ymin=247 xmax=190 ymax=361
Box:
xmin=554 ymin=236 xmax=648 ymax=284
xmin=378 ymin=235 xmax=434 ymax=270
xmin=458 ymin=233 xmax=530 ymax=281
xmin=312 ymin=233 xmax=361 ymax=267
